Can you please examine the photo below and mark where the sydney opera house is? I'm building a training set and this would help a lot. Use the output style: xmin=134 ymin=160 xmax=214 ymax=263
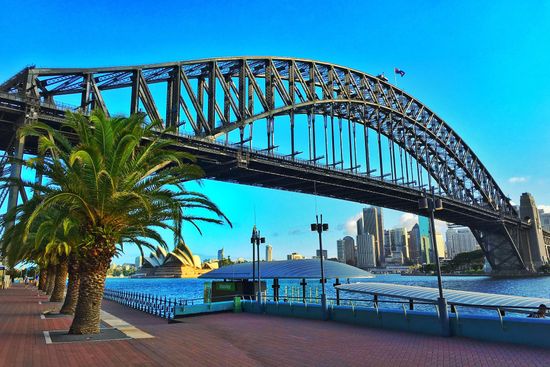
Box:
xmin=134 ymin=240 xmax=218 ymax=278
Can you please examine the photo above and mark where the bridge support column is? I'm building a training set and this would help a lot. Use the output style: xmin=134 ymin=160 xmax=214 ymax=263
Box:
xmin=520 ymin=193 xmax=547 ymax=269
xmin=471 ymin=224 xmax=528 ymax=274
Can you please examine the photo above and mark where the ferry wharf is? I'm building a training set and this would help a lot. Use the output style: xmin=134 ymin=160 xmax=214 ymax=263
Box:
xmin=2 ymin=285 xmax=550 ymax=367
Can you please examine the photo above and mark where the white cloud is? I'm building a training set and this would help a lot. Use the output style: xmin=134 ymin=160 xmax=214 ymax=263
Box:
xmin=539 ymin=205 xmax=550 ymax=214
xmin=344 ymin=212 xmax=363 ymax=236
xmin=399 ymin=213 xmax=418 ymax=231
xmin=508 ymin=176 xmax=528 ymax=184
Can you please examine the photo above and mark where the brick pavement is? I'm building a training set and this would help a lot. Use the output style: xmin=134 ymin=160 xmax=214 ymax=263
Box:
xmin=2 ymin=285 xmax=550 ymax=366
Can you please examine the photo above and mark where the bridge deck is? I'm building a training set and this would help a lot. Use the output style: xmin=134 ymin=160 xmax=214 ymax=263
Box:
xmin=2 ymin=285 xmax=550 ymax=366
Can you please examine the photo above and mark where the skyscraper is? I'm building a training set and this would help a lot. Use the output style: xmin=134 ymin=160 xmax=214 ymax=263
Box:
xmin=408 ymin=224 xmax=421 ymax=263
xmin=356 ymin=233 xmax=376 ymax=268
xmin=445 ymin=225 xmax=479 ymax=259
xmin=265 ymin=244 xmax=273 ymax=262
xmin=418 ymin=215 xmax=446 ymax=263
xmin=418 ymin=216 xmax=432 ymax=263
xmin=338 ymin=236 xmax=356 ymax=265
xmin=316 ymin=249 xmax=328 ymax=259
xmin=541 ymin=212 xmax=550 ymax=232
xmin=384 ymin=229 xmax=392 ymax=257
xmin=390 ymin=227 xmax=409 ymax=262
xmin=337 ymin=239 xmax=345 ymax=262
xmin=217 ymin=248 xmax=224 ymax=261
xmin=360 ymin=207 xmax=385 ymax=266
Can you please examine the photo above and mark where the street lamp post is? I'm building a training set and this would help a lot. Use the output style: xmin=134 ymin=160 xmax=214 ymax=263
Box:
xmin=251 ymin=227 xmax=256 ymax=286
xmin=418 ymin=188 xmax=450 ymax=336
xmin=250 ymin=226 xmax=265 ymax=302
xmin=311 ymin=214 xmax=329 ymax=320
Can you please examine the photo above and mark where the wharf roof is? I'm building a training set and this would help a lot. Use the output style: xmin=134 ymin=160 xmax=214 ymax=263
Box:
xmin=199 ymin=259 xmax=372 ymax=280
xmin=336 ymin=282 xmax=550 ymax=309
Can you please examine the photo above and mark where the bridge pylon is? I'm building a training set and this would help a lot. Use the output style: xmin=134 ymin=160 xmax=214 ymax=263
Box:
xmin=519 ymin=193 xmax=548 ymax=271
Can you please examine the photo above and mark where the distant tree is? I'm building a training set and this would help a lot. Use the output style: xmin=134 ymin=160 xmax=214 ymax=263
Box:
xmin=219 ymin=257 xmax=234 ymax=267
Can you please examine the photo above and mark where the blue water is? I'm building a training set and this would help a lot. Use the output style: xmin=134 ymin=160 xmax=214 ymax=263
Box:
xmin=105 ymin=274 xmax=550 ymax=303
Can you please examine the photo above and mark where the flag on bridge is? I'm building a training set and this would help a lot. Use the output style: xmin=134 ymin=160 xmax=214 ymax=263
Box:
xmin=394 ymin=67 xmax=406 ymax=77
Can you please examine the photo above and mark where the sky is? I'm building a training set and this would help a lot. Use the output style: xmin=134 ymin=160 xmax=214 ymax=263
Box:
xmin=1 ymin=0 xmax=549 ymax=264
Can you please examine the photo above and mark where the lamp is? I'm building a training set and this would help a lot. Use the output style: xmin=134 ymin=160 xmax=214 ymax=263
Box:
xmin=311 ymin=214 xmax=329 ymax=320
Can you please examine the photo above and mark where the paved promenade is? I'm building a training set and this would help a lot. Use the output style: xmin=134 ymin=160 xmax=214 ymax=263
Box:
xmin=2 ymin=285 xmax=550 ymax=366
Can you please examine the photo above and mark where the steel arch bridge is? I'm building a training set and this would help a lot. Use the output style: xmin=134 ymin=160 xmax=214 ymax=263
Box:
xmin=0 ymin=57 xmax=547 ymax=273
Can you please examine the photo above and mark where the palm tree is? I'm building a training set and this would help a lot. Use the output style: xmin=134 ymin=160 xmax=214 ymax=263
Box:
xmin=13 ymin=110 xmax=229 ymax=334
xmin=1 ymin=200 xmax=79 ymax=305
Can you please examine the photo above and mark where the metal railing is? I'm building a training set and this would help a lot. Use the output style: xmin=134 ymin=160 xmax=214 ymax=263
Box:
xmin=103 ymin=288 xmax=200 ymax=320
xmin=103 ymin=288 xmax=241 ymax=320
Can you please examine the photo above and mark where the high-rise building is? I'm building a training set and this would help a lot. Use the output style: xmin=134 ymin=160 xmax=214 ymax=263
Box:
xmin=408 ymin=224 xmax=421 ymax=263
xmin=316 ymin=249 xmax=328 ymax=259
xmin=338 ymin=236 xmax=357 ymax=265
xmin=135 ymin=256 xmax=143 ymax=269
xmin=217 ymin=248 xmax=224 ymax=261
xmin=265 ymin=245 xmax=273 ymax=262
xmin=344 ymin=236 xmax=356 ymax=265
xmin=436 ymin=233 xmax=446 ymax=259
xmin=390 ymin=227 xmax=409 ymax=261
xmin=445 ymin=225 xmax=479 ymax=259
xmin=418 ymin=215 xmax=432 ymax=263
xmin=358 ymin=206 xmax=385 ymax=266
xmin=356 ymin=233 xmax=376 ymax=268
xmin=541 ymin=212 xmax=550 ymax=232
xmin=418 ymin=215 xmax=446 ymax=263
xmin=384 ymin=229 xmax=392 ymax=257
xmin=287 ymin=252 xmax=305 ymax=260
xmin=337 ymin=239 xmax=345 ymax=262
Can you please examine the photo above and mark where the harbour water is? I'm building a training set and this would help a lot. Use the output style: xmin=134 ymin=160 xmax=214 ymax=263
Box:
xmin=105 ymin=274 xmax=550 ymax=313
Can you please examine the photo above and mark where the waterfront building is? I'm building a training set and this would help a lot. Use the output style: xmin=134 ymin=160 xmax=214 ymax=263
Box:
xmin=218 ymin=248 xmax=224 ymax=261
xmin=356 ymin=233 xmax=376 ymax=269
xmin=135 ymin=240 xmax=213 ymax=277
xmin=316 ymin=249 xmax=328 ymax=259
xmin=265 ymin=245 xmax=273 ymax=262
xmin=287 ymin=252 xmax=305 ymax=260
xmin=135 ymin=256 xmax=143 ymax=269
xmin=445 ymin=225 xmax=479 ymax=259
xmin=418 ymin=216 xmax=445 ymax=263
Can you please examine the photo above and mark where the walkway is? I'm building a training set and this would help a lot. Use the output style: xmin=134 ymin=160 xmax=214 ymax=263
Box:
xmin=2 ymin=285 xmax=550 ymax=366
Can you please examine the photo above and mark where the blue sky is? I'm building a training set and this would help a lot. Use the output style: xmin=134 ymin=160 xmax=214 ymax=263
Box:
xmin=1 ymin=0 xmax=549 ymax=263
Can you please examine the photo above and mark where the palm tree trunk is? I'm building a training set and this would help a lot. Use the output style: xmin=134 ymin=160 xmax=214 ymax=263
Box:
xmin=38 ymin=268 xmax=47 ymax=291
xmin=60 ymin=256 xmax=80 ymax=314
xmin=69 ymin=245 xmax=113 ymax=334
xmin=50 ymin=259 xmax=68 ymax=302
xmin=45 ymin=265 xmax=57 ymax=295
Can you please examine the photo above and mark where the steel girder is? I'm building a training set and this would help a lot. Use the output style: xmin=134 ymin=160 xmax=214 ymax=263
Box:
xmin=1 ymin=58 xmax=515 ymax=222
xmin=0 ymin=58 xmax=530 ymax=272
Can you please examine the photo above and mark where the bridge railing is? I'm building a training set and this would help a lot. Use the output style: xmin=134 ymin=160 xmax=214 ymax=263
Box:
xmin=0 ymin=91 xmax=81 ymax=112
